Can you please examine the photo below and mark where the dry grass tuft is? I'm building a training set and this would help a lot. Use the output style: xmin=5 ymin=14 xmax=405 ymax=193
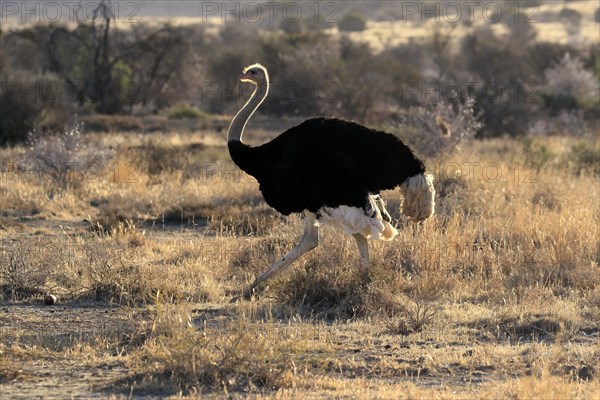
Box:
xmin=229 ymin=236 xmax=293 ymax=281
xmin=384 ymin=298 xmax=438 ymax=335
xmin=273 ymin=261 xmax=370 ymax=319
xmin=128 ymin=305 xmax=301 ymax=395
xmin=270 ymin=244 xmax=415 ymax=320
xmin=531 ymin=187 xmax=562 ymax=211
xmin=0 ymin=240 xmax=49 ymax=300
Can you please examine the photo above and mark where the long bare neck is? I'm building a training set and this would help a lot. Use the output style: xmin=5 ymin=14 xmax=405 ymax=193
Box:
xmin=227 ymin=81 xmax=269 ymax=143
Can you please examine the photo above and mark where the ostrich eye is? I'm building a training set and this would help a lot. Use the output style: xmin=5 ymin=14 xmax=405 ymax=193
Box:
xmin=250 ymin=70 xmax=256 ymax=75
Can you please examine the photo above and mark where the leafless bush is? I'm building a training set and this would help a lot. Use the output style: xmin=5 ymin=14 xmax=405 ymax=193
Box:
xmin=544 ymin=53 xmax=599 ymax=109
xmin=272 ymin=256 xmax=402 ymax=320
xmin=80 ymin=238 xmax=144 ymax=304
xmin=528 ymin=110 xmax=590 ymax=137
xmin=0 ymin=242 xmax=47 ymax=300
xmin=397 ymin=97 xmax=482 ymax=158
xmin=0 ymin=233 xmax=145 ymax=303
xmin=132 ymin=315 xmax=297 ymax=394
xmin=20 ymin=122 xmax=112 ymax=198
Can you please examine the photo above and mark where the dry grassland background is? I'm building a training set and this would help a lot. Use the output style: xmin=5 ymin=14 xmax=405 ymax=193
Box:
xmin=0 ymin=125 xmax=598 ymax=398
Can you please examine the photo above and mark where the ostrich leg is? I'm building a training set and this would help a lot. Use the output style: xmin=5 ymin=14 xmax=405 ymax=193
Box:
xmin=237 ymin=212 xmax=319 ymax=300
xmin=353 ymin=233 xmax=370 ymax=270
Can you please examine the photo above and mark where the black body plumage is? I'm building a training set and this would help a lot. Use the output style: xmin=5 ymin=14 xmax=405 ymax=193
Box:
xmin=228 ymin=117 xmax=426 ymax=216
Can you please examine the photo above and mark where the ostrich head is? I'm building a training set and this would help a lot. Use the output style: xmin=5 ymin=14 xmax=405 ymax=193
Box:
xmin=239 ymin=63 xmax=269 ymax=85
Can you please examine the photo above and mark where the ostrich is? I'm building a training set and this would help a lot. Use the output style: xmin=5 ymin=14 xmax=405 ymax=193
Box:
xmin=228 ymin=64 xmax=435 ymax=299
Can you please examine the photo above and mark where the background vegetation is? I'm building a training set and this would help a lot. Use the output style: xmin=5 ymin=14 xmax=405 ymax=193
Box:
xmin=0 ymin=0 xmax=599 ymax=398
xmin=1 ymin=0 xmax=599 ymax=144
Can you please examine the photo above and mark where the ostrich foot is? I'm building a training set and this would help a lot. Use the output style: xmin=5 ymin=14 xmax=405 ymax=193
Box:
xmin=359 ymin=269 xmax=372 ymax=286
xmin=229 ymin=288 xmax=252 ymax=303
xmin=229 ymin=285 xmax=267 ymax=303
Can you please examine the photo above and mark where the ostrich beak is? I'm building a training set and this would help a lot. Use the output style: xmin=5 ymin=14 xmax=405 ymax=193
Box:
xmin=238 ymin=72 xmax=251 ymax=81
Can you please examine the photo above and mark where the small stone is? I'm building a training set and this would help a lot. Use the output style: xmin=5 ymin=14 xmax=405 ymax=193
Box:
xmin=44 ymin=294 xmax=57 ymax=305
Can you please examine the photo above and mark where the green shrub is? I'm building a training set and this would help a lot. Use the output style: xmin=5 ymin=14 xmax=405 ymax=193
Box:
xmin=21 ymin=123 xmax=111 ymax=197
xmin=543 ymin=93 xmax=579 ymax=112
xmin=558 ymin=8 xmax=583 ymax=25
xmin=81 ymin=114 xmax=143 ymax=132
xmin=0 ymin=74 xmax=72 ymax=144
xmin=338 ymin=13 xmax=366 ymax=32
xmin=280 ymin=18 xmax=303 ymax=33
xmin=521 ymin=137 xmax=556 ymax=170
xmin=570 ymin=141 xmax=600 ymax=174
xmin=0 ymin=89 xmax=37 ymax=144
xmin=165 ymin=104 xmax=209 ymax=120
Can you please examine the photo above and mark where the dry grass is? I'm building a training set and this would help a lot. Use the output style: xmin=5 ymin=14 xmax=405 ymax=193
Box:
xmin=0 ymin=128 xmax=599 ymax=398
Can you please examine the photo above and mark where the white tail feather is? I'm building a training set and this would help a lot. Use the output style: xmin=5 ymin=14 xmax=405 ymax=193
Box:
xmin=318 ymin=202 xmax=398 ymax=241
xmin=400 ymin=173 xmax=435 ymax=222
xmin=316 ymin=174 xmax=435 ymax=239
